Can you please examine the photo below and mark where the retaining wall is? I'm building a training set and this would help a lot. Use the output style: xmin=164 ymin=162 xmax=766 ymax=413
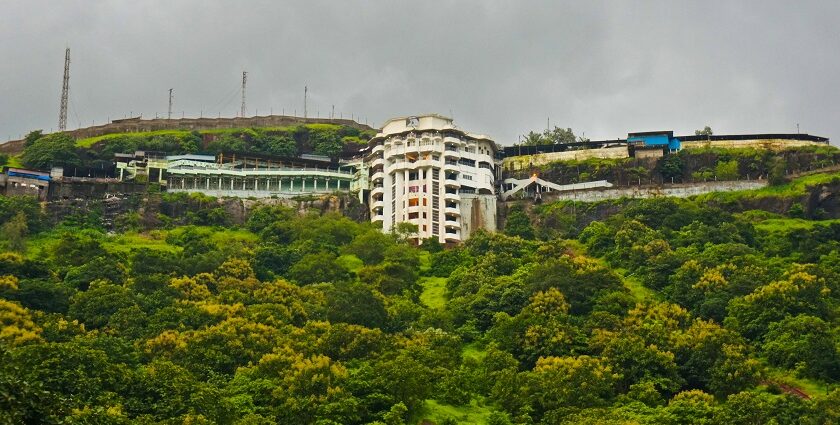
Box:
xmin=542 ymin=180 xmax=767 ymax=203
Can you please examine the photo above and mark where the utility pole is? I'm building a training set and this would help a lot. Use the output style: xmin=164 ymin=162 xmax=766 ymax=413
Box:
xmin=797 ymin=123 xmax=800 ymax=134
xmin=304 ymin=86 xmax=308 ymax=118
xmin=168 ymin=88 xmax=173 ymax=119
xmin=240 ymin=71 xmax=247 ymax=117
xmin=59 ymin=48 xmax=70 ymax=131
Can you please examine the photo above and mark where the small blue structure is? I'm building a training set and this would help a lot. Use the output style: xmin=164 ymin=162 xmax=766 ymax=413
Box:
xmin=6 ymin=167 xmax=51 ymax=181
xmin=627 ymin=131 xmax=681 ymax=152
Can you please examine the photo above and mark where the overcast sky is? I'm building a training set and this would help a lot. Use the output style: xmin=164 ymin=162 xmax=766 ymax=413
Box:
xmin=1 ymin=1 xmax=838 ymax=145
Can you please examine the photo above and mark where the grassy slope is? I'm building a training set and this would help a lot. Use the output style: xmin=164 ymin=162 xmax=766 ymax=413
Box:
xmin=5 ymin=155 xmax=23 ymax=168
xmin=766 ymin=367 xmax=831 ymax=398
xmin=418 ymin=251 xmax=448 ymax=309
xmin=73 ymin=123 xmax=346 ymax=148
xmin=414 ymin=400 xmax=496 ymax=425
xmin=76 ymin=130 xmax=191 ymax=148
xmin=694 ymin=170 xmax=840 ymax=203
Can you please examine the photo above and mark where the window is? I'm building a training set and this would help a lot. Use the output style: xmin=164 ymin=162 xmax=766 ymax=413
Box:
xmin=408 ymin=212 xmax=419 ymax=219
xmin=408 ymin=198 xmax=419 ymax=207
xmin=422 ymin=198 xmax=427 ymax=206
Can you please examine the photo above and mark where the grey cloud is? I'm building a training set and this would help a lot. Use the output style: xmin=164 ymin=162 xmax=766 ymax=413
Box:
xmin=1 ymin=0 xmax=838 ymax=145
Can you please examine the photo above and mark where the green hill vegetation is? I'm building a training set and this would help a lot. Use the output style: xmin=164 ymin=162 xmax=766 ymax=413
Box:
xmin=16 ymin=123 xmax=375 ymax=170
xmin=2 ymin=172 xmax=840 ymax=423
xmin=515 ymin=145 xmax=840 ymax=186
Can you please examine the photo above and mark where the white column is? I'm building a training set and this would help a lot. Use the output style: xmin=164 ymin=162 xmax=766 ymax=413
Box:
xmin=314 ymin=178 xmax=319 ymax=191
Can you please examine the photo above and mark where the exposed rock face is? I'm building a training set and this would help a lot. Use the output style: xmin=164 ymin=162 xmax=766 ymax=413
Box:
xmin=45 ymin=191 xmax=368 ymax=230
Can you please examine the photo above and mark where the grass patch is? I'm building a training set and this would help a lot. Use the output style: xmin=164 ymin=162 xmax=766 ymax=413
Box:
xmin=76 ymin=130 xmax=192 ymax=148
xmin=104 ymin=232 xmax=180 ymax=254
xmin=614 ymin=268 xmax=659 ymax=302
xmin=694 ymin=171 xmax=840 ymax=204
xmin=462 ymin=343 xmax=487 ymax=362
xmin=336 ymin=254 xmax=364 ymax=272
xmin=413 ymin=399 xmax=497 ymax=425
xmin=419 ymin=250 xmax=432 ymax=274
xmin=4 ymin=155 xmax=23 ymax=168
xmin=207 ymin=228 xmax=259 ymax=246
xmin=419 ymin=276 xmax=447 ymax=309
xmin=766 ymin=367 xmax=832 ymax=398
xmin=754 ymin=218 xmax=840 ymax=233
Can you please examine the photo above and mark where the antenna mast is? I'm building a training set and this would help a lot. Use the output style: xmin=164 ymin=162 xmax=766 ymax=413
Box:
xmin=59 ymin=48 xmax=70 ymax=131
xmin=304 ymin=86 xmax=308 ymax=118
xmin=240 ymin=71 xmax=247 ymax=117
xmin=168 ymin=88 xmax=173 ymax=119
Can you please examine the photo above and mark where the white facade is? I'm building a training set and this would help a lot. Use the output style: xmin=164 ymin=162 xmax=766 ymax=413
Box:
xmin=364 ymin=114 xmax=497 ymax=244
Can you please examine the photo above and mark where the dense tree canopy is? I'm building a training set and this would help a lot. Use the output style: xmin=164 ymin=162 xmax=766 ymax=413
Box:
xmin=1 ymin=180 xmax=840 ymax=424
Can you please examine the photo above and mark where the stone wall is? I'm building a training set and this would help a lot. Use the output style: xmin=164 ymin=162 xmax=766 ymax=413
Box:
xmin=682 ymin=139 xmax=826 ymax=151
xmin=542 ymin=180 xmax=767 ymax=203
xmin=502 ymin=146 xmax=629 ymax=171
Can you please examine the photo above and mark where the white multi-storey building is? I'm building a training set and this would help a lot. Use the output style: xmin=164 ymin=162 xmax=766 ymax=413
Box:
xmin=363 ymin=114 xmax=498 ymax=244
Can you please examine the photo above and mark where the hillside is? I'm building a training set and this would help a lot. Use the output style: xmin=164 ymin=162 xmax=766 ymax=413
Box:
xmin=2 ymin=118 xmax=377 ymax=170
xmin=1 ymin=173 xmax=840 ymax=423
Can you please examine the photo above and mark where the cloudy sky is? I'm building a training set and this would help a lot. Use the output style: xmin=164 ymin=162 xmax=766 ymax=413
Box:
xmin=1 ymin=1 xmax=838 ymax=145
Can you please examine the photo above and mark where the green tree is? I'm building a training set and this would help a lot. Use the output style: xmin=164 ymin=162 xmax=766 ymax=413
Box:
xmin=520 ymin=131 xmax=548 ymax=146
xmin=528 ymin=355 xmax=619 ymax=413
xmin=326 ymin=282 xmax=388 ymax=329
xmin=1 ymin=212 xmax=28 ymax=252
xmin=344 ymin=230 xmax=396 ymax=265
xmin=659 ymin=154 xmax=684 ymax=181
xmin=309 ymin=129 xmax=343 ymax=157
xmin=287 ymin=252 xmax=352 ymax=285
xmin=761 ymin=314 xmax=839 ymax=380
xmin=20 ymin=132 xmax=80 ymax=169
xmin=694 ymin=126 xmax=713 ymax=136
xmin=725 ymin=271 xmax=831 ymax=339
xmin=23 ymin=130 xmax=44 ymax=147
xmin=545 ymin=126 xmax=580 ymax=144
xmin=714 ymin=160 xmax=739 ymax=180
xmin=504 ymin=205 xmax=535 ymax=239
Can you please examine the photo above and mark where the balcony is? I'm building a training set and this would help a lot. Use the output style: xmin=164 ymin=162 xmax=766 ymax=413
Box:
xmin=443 ymin=162 xmax=459 ymax=172
xmin=444 ymin=179 xmax=461 ymax=188
xmin=372 ymin=199 xmax=384 ymax=209
xmin=444 ymin=192 xmax=459 ymax=201
xmin=444 ymin=231 xmax=461 ymax=242
xmin=371 ymin=171 xmax=385 ymax=182
xmin=371 ymin=185 xmax=384 ymax=197
xmin=444 ymin=219 xmax=461 ymax=229
xmin=371 ymin=213 xmax=384 ymax=223
xmin=372 ymin=144 xmax=384 ymax=154
xmin=445 ymin=206 xmax=460 ymax=216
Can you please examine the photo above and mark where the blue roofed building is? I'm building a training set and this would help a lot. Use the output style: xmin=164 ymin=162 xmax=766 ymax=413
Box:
xmin=626 ymin=131 xmax=681 ymax=158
